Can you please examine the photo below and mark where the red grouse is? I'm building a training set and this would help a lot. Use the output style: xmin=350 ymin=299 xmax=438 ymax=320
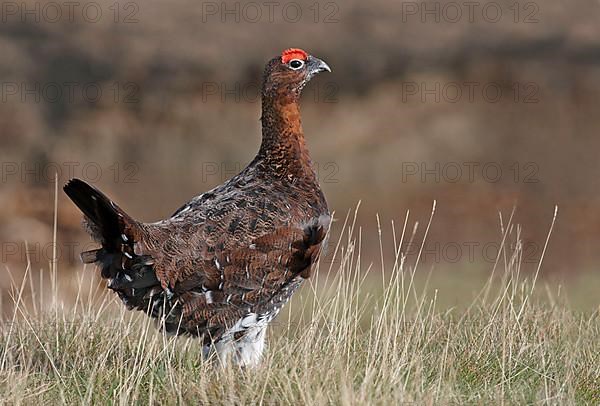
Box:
xmin=64 ymin=48 xmax=331 ymax=367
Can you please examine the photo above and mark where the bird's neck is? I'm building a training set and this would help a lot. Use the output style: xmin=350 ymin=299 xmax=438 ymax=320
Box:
xmin=258 ymin=91 xmax=315 ymax=179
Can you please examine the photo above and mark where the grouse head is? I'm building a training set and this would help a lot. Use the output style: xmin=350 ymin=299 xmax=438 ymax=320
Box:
xmin=262 ymin=48 xmax=331 ymax=100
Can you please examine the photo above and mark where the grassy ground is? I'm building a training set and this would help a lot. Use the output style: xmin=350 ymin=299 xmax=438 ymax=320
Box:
xmin=0 ymin=208 xmax=599 ymax=405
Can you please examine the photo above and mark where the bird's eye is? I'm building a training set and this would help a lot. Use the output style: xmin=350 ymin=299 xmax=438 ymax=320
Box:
xmin=289 ymin=59 xmax=304 ymax=70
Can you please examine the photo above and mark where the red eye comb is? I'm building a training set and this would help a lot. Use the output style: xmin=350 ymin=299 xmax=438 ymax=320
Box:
xmin=281 ymin=48 xmax=308 ymax=63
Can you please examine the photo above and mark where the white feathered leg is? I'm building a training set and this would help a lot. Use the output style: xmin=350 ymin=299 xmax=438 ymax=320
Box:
xmin=211 ymin=339 xmax=235 ymax=368
xmin=203 ymin=315 xmax=269 ymax=368
xmin=234 ymin=325 xmax=267 ymax=368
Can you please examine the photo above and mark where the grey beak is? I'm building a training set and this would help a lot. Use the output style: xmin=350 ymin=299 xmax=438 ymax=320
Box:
xmin=307 ymin=55 xmax=332 ymax=74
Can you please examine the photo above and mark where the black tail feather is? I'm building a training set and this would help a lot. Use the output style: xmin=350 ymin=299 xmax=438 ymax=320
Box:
xmin=64 ymin=178 xmax=162 ymax=311
xmin=63 ymin=178 xmax=135 ymax=248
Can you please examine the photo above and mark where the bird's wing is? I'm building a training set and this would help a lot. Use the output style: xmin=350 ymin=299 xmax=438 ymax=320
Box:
xmin=154 ymin=215 xmax=331 ymax=337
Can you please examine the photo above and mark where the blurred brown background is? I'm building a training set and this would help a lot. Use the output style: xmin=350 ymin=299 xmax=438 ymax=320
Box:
xmin=1 ymin=0 xmax=600 ymax=304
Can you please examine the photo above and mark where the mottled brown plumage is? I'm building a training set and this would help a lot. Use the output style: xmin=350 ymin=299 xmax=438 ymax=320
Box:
xmin=63 ymin=48 xmax=332 ymax=366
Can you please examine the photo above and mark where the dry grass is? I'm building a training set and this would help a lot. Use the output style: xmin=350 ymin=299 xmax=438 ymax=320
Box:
xmin=0 ymin=204 xmax=599 ymax=405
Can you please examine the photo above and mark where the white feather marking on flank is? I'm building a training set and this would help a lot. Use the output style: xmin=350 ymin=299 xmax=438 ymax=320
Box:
xmin=242 ymin=313 xmax=258 ymax=328
xmin=205 ymin=291 xmax=213 ymax=304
